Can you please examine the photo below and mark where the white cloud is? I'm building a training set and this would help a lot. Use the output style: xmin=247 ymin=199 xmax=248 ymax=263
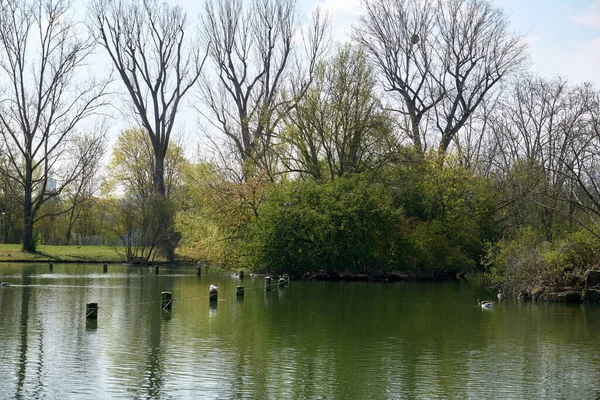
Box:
xmin=572 ymin=0 xmax=600 ymax=29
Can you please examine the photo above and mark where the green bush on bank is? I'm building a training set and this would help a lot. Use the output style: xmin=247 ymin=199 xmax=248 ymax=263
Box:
xmin=242 ymin=174 xmax=484 ymax=277
xmin=243 ymin=176 xmax=393 ymax=274
xmin=485 ymin=228 xmax=600 ymax=291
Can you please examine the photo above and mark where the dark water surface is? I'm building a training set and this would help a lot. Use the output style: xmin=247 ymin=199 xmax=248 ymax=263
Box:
xmin=1 ymin=263 xmax=600 ymax=399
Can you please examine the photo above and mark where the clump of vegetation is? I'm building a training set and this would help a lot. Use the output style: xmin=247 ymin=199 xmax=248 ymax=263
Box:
xmin=485 ymin=229 xmax=600 ymax=293
xmin=242 ymin=170 xmax=491 ymax=278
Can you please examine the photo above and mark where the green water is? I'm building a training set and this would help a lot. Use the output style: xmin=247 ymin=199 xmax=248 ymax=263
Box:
xmin=1 ymin=264 xmax=600 ymax=399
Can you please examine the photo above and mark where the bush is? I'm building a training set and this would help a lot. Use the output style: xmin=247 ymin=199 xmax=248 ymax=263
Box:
xmin=243 ymin=176 xmax=396 ymax=275
xmin=485 ymin=228 xmax=600 ymax=291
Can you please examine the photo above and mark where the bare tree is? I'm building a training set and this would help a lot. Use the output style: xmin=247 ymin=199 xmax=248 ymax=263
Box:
xmin=354 ymin=0 xmax=439 ymax=154
xmin=198 ymin=0 xmax=329 ymax=181
xmin=89 ymin=0 xmax=205 ymax=196
xmin=354 ymin=0 xmax=526 ymax=157
xmin=549 ymin=86 xmax=600 ymax=238
xmin=64 ymin=131 xmax=106 ymax=244
xmin=0 ymin=0 xmax=108 ymax=251
xmin=435 ymin=0 xmax=526 ymax=155
xmin=483 ymin=77 xmax=596 ymax=238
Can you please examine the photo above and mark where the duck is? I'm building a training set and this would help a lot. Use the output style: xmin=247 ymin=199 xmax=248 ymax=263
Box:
xmin=477 ymin=299 xmax=494 ymax=309
xmin=497 ymin=289 xmax=504 ymax=301
xmin=1 ymin=282 xmax=10 ymax=287
xmin=209 ymin=284 xmax=218 ymax=293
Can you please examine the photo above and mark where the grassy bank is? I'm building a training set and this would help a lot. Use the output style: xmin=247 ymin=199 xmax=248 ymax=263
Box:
xmin=0 ymin=244 xmax=126 ymax=263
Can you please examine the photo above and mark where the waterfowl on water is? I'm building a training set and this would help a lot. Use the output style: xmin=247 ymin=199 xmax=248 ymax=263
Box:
xmin=497 ymin=289 xmax=504 ymax=300
xmin=477 ymin=299 xmax=494 ymax=309
xmin=209 ymin=284 xmax=218 ymax=293
xmin=1 ymin=282 xmax=10 ymax=287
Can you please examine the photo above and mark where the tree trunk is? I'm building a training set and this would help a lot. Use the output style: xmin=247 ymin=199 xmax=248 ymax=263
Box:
xmin=23 ymin=159 xmax=34 ymax=252
xmin=153 ymin=145 xmax=166 ymax=197
xmin=410 ymin=114 xmax=423 ymax=154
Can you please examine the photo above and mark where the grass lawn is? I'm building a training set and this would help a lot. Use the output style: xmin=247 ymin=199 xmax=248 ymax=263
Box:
xmin=0 ymin=244 xmax=126 ymax=262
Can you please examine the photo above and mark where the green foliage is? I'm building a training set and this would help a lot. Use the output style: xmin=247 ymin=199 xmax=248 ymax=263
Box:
xmin=485 ymin=228 xmax=600 ymax=291
xmin=104 ymin=128 xmax=189 ymax=261
xmin=174 ymin=162 xmax=269 ymax=265
xmin=242 ymin=171 xmax=485 ymax=277
xmin=280 ymin=44 xmax=396 ymax=181
xmin=390 ymin=220 xmax=475 ymax=276
xmin=385 ymin=153 xmax=498 ymax=269
xmin=244 ymin=176 xmax=395 ymax=274
xmin=105 ymin=128 xmax=188 ymax=199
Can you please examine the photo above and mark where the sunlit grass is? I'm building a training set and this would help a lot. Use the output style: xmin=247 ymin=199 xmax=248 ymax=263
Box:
xmin=0 ymin=244 xmax=125 ymax=262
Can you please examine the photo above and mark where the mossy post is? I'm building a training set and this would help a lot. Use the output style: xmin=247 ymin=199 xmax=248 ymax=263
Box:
xmin=86 ymin=302 xmax=99 ymax=319
xmin=49 ymin=262 xmax=53 ymax=272
xmin=154 ymin=265 xmax=159 ymax=274
xmin=265 ymin=276 xmax=272 ymax=291
xmin=161 ymin=291 xmax=173 ymax=309
xmin=103 ymin=264 xmax=108 ymax=273
xmin=196 ymin=266 xmax=202 ymax=276
xmin=236 ymin=286 xmax=244 ymax=297
xmin=239 ymin=271 xmax=244 ymax=280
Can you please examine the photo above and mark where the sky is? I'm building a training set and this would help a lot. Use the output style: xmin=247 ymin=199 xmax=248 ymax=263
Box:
xmin=299 ymin=0 xmax=600 ymax=86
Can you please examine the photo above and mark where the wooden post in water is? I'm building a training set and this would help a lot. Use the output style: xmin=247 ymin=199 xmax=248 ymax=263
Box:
xmin=265 ymin=276 xmax=272 ymax=291
xmin=49 ymin=262 xmax=53 ymax=272
xmin=86 ymin=302 xmax=99 ymax=319
xmin=209 ymin=285 xmax=218 ymax=301
xmin=236 ymin=286 xmax=244 ymax=297
xmin=196 ymin=266 xmax=202 ymax=276
xmin=278 ymin=276 xmax=286 ymax=287
xmin=154 ymin=265 xmax=159 ymax=274
xmin=283 ymin=274 xmax=289 ymax=286
xmin=161 ymin=291 xmax=173 ymax=309
xmin=239 ymin=271 xmax=244 ymax=280
xmin=103 ymin=264 xmax=108 ymax=273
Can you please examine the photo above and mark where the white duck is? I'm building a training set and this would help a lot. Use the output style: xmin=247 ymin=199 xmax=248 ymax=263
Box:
xmin=477 ymin=299 xmax=494 ymax=309
xmin=497 ymin=289 xmax=504 ymax=301
xmin=209 ymin=284 xmax=218 ymax=293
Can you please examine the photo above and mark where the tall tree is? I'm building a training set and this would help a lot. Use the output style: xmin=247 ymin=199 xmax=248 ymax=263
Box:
xmin=282 ymin=45 xmax=396 ymax=180
xmin=63 ymin=132 xmax=106 ymax=244
xmin=198 ymin=0 xmax=329 ymax=181
xmin=0 ymin=0 xmax=108 ymax=251
xmin=89 ymin=0 xmax=205 ymax=196
xmin=354 ymin=0 xmax=526 ymax=156
xmin=105 ymin=128 xmax=188 ymax=262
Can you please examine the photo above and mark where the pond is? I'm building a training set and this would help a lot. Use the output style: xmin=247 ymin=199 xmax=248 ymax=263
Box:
xmin=1 ymin=263 xmax=600 ymax=399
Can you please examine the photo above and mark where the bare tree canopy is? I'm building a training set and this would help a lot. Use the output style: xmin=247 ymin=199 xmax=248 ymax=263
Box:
xmin=354 ymin=0 xmax=526 ymax=157
xmin=89 ymin=0 xmax=206 ymax=196
xmin=197 ymin=0 xmax=330 ymax=181
xmin=0 ymin=0 xmax=108 ymax=251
